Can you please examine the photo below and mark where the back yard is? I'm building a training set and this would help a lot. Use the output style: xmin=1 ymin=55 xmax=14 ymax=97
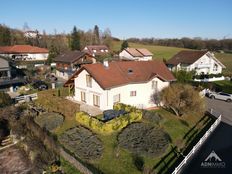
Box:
xmin=51 ymin=101 xmax=215 ymax=174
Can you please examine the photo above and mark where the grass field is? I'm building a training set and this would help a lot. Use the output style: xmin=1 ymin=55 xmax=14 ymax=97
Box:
xmin=112 ymin=41 xmax=190 ymax=60
xmin=112 ymin=41 xmax=232 ymax=74
xmin=215 ymin=53 xmax=232 ymax=75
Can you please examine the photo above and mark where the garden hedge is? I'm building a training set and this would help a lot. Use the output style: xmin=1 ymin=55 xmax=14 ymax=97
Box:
xmin=76 ymin=103 xmax=142 ymax=134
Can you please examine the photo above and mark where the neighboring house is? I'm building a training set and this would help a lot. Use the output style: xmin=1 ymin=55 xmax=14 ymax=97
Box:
xmin=166 ymin=50 xmax=226 ymax=75
xmin=0 ymin=57 xmax=11 ymax=80
xmin=54 ymin=51 xmax=96 ymax=80
xmin=0 ymin=45 xmax=48 ymax=61
xmin=65 ymin=60 xmax=175 ymax=110
xmin=24 ymin=30 xmax=40 ymax=39
xmin=0 ymin=57 xmax=25 ymax=91
xmin=83 ymin=45 xmax=109 ymax=57
xmin=119 ymin=48 xmax=153 ymax=61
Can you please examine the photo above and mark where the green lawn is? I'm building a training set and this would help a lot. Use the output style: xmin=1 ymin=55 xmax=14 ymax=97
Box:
xmin=112 ymin=40 xmax=190 ymax=60
xmin=60 ymin=157 xmax=82 ymax=174
xmin=55 ymin=108 xmax=213 ymax=174
xmin=215 ymin=53 xmax=232 ymax=76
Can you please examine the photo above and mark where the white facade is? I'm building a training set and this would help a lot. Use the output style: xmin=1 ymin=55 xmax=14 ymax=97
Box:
xmin=74 ymin=70 xmax=169 ymax=110
xmin=56 ymin=70 xmax=70 ymax=80
xmin=172 ymin=52 xmax=224 ymax=75
xmin=119 ymin=50 xmax=152 ymax=61
xmin=0 ymin=53 xmax=48 ymax=61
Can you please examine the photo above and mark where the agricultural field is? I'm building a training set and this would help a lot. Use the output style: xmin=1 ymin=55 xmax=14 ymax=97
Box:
xmin=112 ymin=41 xmax=232 ymax=75
xmin=112 ymin=40 xmax=190 ymax=60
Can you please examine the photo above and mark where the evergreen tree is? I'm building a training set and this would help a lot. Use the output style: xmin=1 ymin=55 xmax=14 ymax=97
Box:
xmin=93 ymin=25 xmax=100 ymax=45
xmin=121 ymin=40 xmax=129 ymax=51
xmin=47 ymin=42 xmax=59 ymax=64
xmin=0 ymin=25 xmax=11 ymax=46
xmin=70 ymin=26 xmax=80 ymax=50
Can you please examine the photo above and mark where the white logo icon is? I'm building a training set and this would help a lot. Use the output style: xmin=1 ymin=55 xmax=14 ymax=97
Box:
xmin=204 ymin=151 xmax=222 ymax=162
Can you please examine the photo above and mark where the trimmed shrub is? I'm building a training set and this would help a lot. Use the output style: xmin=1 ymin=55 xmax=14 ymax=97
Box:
xmin=34 ymin=112 xmax=64 ymax=131
xmin=58 ymin=126 xmax=103 ymax=161
xmin=113 ymin=103 xmax=137 ymax=112
xmin=118 ymin=123 xmax=169 ymax=157
xmin=76 ymin=110 xmax=142 ymax=134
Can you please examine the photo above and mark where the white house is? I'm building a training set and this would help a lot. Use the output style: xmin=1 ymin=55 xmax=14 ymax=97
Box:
xmin=0 ymin=45 xmax=48 ymax=61
xmin=166 ymin=50 xmax=226 ymax=75
xmin=24 ymin=30 xmax=40 ymax=39
xmin=65 ymin=60 xmax=175 ymax=110
xmin=119 ymin=48 xmax=153 ymax=61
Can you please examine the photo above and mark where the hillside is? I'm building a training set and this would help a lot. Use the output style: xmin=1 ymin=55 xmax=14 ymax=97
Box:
xmin=112 ymin=41 xmax=232 ymax=75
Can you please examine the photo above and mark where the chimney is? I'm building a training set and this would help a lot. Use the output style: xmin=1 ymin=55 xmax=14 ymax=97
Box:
xmin=103 ymin=60 xmax=109 ymax=68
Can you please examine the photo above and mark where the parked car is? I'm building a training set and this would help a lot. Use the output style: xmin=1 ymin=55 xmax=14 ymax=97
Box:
xmin=32 ymin=80 xmax=48 ymax=91
xmin=207 ymin=91 xmax=232 ymax=102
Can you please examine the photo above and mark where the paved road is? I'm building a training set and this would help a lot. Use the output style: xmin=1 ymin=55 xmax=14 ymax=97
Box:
xmin=181 ymin=98 xmax=232 ymax=174
xmin=205 ymin=97 xmax=232 ymax=125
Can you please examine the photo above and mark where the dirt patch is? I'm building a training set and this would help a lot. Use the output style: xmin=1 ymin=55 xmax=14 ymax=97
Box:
xmin=0 ymin=146 xmax=32 ymax=173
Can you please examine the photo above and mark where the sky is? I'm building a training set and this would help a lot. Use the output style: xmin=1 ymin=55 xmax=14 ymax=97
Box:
xmin=0 ymin=0 xmax=232 ymax=39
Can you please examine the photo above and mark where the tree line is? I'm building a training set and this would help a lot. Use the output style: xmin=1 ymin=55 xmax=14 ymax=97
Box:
xmin=0 ymin=24 xmax=113 ymax=63
xmin=127 ymin=37 xmax=232 ymax=52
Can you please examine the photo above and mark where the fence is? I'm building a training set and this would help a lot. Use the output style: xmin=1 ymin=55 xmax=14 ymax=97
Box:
xmin=172 ymin=113 xmax=222 ymax=174
xmin=15 ymin=93 xmax=38 ymax=103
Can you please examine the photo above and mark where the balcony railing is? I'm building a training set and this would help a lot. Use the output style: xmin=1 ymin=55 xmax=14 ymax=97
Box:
xmin=195 ymin=64 xmax=211 ymax=68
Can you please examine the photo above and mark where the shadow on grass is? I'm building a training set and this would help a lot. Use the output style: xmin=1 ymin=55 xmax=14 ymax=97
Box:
xmin=152 ymin=113 xmax=216 ymax=174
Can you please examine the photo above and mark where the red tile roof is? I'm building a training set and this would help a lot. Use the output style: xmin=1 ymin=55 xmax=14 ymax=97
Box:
xmin=167 ymin=50 xmax=208 ymax=65
xmin=65 ymin=60 xmax=175 ymax=89
xmin=0 ymin=45 xmax=48 ymax=54
xmin=124 ymin=48 xmax=153 ymax=57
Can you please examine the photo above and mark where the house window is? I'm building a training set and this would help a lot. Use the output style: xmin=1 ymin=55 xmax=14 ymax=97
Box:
xmin=81 ymin=91 xmax=86 ymax=102
xmin=130 ymin=91 xmax=136 ymax=97
xmin=213 ymin=64 xmax=218 ymax=71
xmin=152 ymin=81 xmax=158 ymax=91
xmin=86 ymin=75 xmax=92 ymax=87
xmin=113 ymin=94 xmax=120 ymax=104
xmin=93 ymin=94 xmax=100 ymax=107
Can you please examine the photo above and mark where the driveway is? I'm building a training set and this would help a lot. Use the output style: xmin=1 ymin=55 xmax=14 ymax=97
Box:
xmin=181 ymin=98 xmax=232 ymax=174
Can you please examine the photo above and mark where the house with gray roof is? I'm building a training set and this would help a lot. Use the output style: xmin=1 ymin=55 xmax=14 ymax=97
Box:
xmin=166 ymin=50 xmax=225 ymax=75
xmin=54 ymin=51 xmax=95 ymax=80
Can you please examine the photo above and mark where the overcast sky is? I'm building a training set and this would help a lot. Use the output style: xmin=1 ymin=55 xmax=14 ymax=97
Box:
xmin=1 ymin=0 xmax=231 ymax=39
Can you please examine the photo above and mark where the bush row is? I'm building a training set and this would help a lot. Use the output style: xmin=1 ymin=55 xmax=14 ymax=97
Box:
xmin=36 ymin=89 xmax=80 ymax=118
xmin=194 ymin=73 xmax=223 ymax=79
xmin=76 ymin=105 xmax=142 ymax=134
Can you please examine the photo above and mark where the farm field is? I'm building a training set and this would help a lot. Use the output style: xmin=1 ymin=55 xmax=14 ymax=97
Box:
xmin=112 ymin=41 xmax=232 ymax=75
